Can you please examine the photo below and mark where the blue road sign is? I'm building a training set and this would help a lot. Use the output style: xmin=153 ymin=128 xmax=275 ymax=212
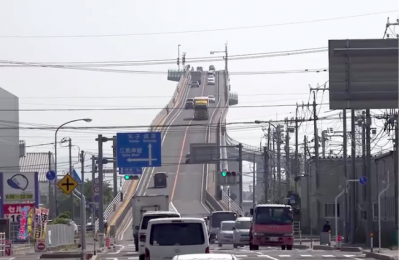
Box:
xmin=46 ymin=170 xmax=56 ymax=181
xmin=117 ymin=132 xmax=162 ymax=168
xmin=359 ymin=176 xmax=368 ymax=185
xmin=119 ymin=167 xmax=143 ymax=175
xmin=71 ymin=169 xmax=82 ymax=184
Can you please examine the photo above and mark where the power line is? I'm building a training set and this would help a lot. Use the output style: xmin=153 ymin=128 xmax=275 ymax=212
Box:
xmin=0 ymin=102 xmax=331 ymax=112
xmin=0 ymin=10 xmax=396 ymax=38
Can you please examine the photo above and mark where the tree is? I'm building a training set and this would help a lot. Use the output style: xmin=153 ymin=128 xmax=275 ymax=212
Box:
xmin=56 ymin=179 xmax=113 ymax=221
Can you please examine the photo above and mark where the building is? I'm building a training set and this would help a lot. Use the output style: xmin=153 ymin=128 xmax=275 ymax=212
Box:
xmin=19 ymin=149 xmax=55 ymax=207
xmin=299 ymin=151 xmax=397 ymax=246
xmin=0 ymin=87 xmax=20 ymax=173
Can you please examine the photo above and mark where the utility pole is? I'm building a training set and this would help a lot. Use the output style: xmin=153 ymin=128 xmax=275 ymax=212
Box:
xmin=285 ymin=126 xmax=290 ymax=194
xmin=80 ymin=150 xmax=86 ymax=252
xmin=365 ymin=109 xmax=373 ymax=246
xmin=312 ymin=91 xmax=319 ymax=192
xmin=304 ymin=135 xmax=311 ymax=233
xmin=294 ymin=106 xmax=299 ymax=193
xmin=343 ymin=109 xmax=348 ymax=242
xmin=216 ymin=120 xmax=221 ymax=198
xmin=394 ymin=114 xmax=399 ymax=235
xmin=91 ymin=155 xmax=97 ymax=255
xmin=276 ymin=125 xmax=282 ymax=202
xmin=112 ymin=136 xmax=118 ymax=197
xmin=96 ymin=134 xmax=105 ymax=248
xmin=350 ymin=110 xmax=357 ymax=243
xmin=272 ymin=134 xmax=276 ymax=201
xmin=252 ymin=153 xmax=256 ymax=210
xmin=69 ymin=138 xmax=74 ymax=221
xmin=321 ymin=130 xmax=327 ymax=157
xmin=238 ymin=143 xmax=243 ymax=209
xmin=263 ymin=146 xmax=269 ymax=203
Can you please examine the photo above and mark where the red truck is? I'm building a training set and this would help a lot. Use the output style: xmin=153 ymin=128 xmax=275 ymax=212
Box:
xmin=249 ymin=204 xmax=294 ymax=250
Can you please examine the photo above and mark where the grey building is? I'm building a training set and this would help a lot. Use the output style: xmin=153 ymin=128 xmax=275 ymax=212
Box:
xmin=19 ymin=149 xmax=55 ymax=207
xmin=299 ymin=151 xmax=397 ymax=246
xmin=0 ymin=87 xmax=19 ymax=173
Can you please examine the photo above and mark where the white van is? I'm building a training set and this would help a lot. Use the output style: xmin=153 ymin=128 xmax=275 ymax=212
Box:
xmin=233 ymin=217 xmax=251 ymax=248
xmin=145 ymin=218 xmax=210 ymax=259
xmin=138 ymin=211 xmax=180 ymax=260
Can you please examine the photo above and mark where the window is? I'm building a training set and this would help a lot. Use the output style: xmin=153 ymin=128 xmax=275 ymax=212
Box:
xmin=324 ymin=204 xmax=340 ymax=218
xmin=254 ymin=207 xmax=293 ymax=225
xmin=140 ymin=214 xmax=179 ymax=230
xmin=235 ymin=221 xmax=251 ymax=229
xmin=150 ymin=223 xmax=204 ymax=246
xmin=221 ymin=222 xmax=235 ymax=231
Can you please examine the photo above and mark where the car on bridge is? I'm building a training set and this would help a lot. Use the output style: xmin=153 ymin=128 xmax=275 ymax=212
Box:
xmin=185 ymin=100 xmax=194 ymax=109
xmin=154 ymin=172 xmax=167 ymax=188
xmin=207 ymin=76 xmax=215 ymax=85
xmin=191 ymin=80 xmax=200 ymax=88
xmin=208 ymin=95 xmax=216 ymax=103
xmin=209 ymin=65 xmax=215 ymax=71
xmin=196 ymin=66 xmax=203 ymax=71
xmin=185 ymin=153 xmax=190 ymax=163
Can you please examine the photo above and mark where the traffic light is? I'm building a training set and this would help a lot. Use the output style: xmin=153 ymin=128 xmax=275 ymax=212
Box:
xmin=177 ymin=58 xmax=180 ymax=66
xmin=124 ymin=175 xmax=139 ymax=180
xmin=221 ymin=171 xmax=236 ymax=177
xmin=182 ymin=55 xmax=185 ymax=65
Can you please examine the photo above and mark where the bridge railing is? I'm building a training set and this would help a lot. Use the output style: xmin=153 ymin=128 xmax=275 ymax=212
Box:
xmin=94 ymin=69 xmax=190 ymax=232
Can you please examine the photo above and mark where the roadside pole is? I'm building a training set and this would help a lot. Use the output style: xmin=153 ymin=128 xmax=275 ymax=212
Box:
xmin=378 ymin=172 xmax=390 ymax=253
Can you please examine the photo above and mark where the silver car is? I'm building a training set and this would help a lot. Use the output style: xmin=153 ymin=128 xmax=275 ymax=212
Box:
xmin=233 ymin=217 xmax=251 ymax=248
xmin=217 ymin=220 xmax=235 ymax=246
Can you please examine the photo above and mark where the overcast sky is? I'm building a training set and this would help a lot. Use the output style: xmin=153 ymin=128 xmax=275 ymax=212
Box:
xmin=0 ymin=1 xmax=398 ymax=187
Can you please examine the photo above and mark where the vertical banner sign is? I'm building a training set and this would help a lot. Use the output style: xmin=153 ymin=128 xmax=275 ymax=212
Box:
xmin=17 ymin=206 xmax=29 ymax=240
xmin=33 ymin=208 xmax=42 ymax=239
xmin=27 ymin=207 xmax=34 ymax=238
xmin=39 ymin=208 xmax=49 ymax=239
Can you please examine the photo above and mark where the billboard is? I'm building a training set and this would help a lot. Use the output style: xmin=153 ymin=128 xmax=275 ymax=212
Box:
xmin=0 ymin=172 xmax=39 ymax=219
xmin=328 ymin=38 xmax=398 ymax=109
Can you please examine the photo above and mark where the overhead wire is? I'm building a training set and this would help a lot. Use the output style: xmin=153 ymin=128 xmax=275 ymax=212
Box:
xmin=0 ymin=10 xmax=396 ymax=38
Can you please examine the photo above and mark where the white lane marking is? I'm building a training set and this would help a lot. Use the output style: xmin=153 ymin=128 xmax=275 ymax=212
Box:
xmin=128 ymin=257 xmax=139 ymax=260
xmin=257 ymin=255 xmax=279 ymax=259
xmin=322 ymin=255 xmax=335 ymax=257
xmin=301 ymin=255 xmax=313 ymax=257
xmin=107 ymin=245 xmax=124 ymax=254
xmin=143 ymin=77 xmax=191 ymax=195
xmin=278 ymin=255 xmax=291 ymax=257
xmin=235 ymin=256 xmax=248 ymax=258
xmin=344 ymin=255 xmax=355 ymax=258
xmin=120 ymin=216 xmax=132 ymax=240
xmin=106 ymin=258 xmax=119 ymax=260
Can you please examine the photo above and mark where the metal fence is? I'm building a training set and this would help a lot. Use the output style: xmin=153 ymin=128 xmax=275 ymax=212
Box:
xmin=47 ymin=224 xmax=75 ymax=248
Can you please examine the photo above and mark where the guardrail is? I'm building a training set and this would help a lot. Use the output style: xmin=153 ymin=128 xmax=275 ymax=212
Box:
xmin=95 ymin=69 xmax=190 ymax=232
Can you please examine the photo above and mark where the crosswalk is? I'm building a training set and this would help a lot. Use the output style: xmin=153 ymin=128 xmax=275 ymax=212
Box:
xmin=103 ymin=254 xmax=362 ymax=259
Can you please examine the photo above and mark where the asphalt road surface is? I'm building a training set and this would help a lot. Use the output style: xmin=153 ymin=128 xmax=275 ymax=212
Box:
xmin=93 ymin=241 xmax=373 ymax=260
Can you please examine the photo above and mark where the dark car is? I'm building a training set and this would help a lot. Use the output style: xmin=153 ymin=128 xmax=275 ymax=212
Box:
xmin=209 ymin=65 xmax=215 ymax=71
xmin=197 ymin=66 xmax=203 ymax=71
xmin=185 ymin=100 xmax=194 ymax=109
xmin=185 ymin=153 xmax=190 ymax=164
xmin=154 ymin=172 xmax=167 ymax=188
xmin=191 ymin=81 xmax=200 ymax=88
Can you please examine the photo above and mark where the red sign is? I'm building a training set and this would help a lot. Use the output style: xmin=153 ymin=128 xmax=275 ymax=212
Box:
xmin=4 ymin=203 xmax=35 ymax=223
xmin=37 ymin=242 xmax=45 ymax=250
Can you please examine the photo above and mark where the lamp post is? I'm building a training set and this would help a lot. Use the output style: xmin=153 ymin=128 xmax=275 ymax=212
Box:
xmin=178 ymin=44 xmax=181 ymax=71
xmin=53 ymin=118 xmax=92 ymax=218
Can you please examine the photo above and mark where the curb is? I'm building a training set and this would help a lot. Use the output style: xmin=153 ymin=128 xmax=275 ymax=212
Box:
xmin=313 ymin=245 xmax=336 ymax=250
xmin=293 ymin=245 xmax=309 ymax=249
xmin=364 ymin=251 xmax=397 ymax=260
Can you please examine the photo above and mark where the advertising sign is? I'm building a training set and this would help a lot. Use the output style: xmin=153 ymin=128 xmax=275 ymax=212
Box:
xmin=27 ymin=207 xmax=34 ymax=238
xmin=3 ymin=203 xmax=35 ymax=223
xmin=17 ymin=206 xmax=29 ymax=240
xmin=0 ymin=172 xmax=39 ymax=218
xmin=33 ymin=208 xmax=42 ymax=239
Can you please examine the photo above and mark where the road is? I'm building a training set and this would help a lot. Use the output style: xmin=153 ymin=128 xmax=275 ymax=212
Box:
xmin=119 ymin=71 xmax=225 ymax=239
xmin=92 ymin=242 xmax=372 ymax=260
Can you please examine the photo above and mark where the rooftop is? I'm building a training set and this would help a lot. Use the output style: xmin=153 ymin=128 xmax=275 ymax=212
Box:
xmin=20 ymin=152 xmax=54 ymax=182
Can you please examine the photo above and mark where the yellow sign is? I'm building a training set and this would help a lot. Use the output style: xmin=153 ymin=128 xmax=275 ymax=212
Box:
xmin=57 ymin=174 xmax=78 ymax=195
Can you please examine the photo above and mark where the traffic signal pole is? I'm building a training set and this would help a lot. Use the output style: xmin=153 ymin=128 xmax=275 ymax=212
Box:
xmin=238 ymin=143 xmax=243 ymax=209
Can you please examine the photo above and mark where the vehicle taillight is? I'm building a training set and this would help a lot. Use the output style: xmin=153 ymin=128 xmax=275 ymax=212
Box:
xmin=205 ymin=247 xmax=210 ymax=253
xmin=139 ymin=234 xmax=146 ymax=242
xmin=145 ymin=248 xmax=150 ymax=260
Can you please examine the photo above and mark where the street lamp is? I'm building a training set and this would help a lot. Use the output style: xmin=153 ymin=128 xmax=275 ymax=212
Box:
xmin=53 ymin=118 xmax=92 ymax=218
